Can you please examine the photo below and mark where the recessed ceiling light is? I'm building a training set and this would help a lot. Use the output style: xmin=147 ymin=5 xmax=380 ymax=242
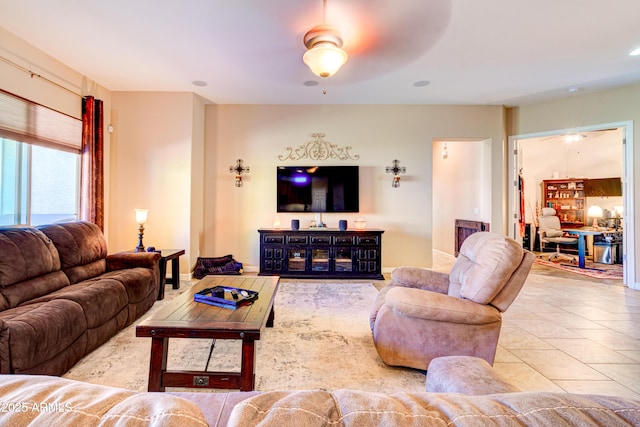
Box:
xmin=413 ymin=80 xmax=430 ymax=87
xmin=630 ymin=47 xmax=640 ymax=56
xmin=566 ymin=86 xmax=581 ymax=93
xmin=192 ymin=80 xmax=208 ymax=87
xmin=303 ymin=80 xmax=319 ymax=87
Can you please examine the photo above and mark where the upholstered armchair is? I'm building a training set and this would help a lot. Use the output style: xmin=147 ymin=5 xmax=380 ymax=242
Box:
xmin=370 ymin=232 xmax=535 ymax=370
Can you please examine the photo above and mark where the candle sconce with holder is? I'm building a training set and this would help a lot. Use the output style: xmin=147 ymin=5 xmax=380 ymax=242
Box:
xmin=385 ymin=159 xmax=406 ymax=188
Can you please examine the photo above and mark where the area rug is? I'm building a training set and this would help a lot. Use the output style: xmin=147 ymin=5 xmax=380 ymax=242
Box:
xmin=534 ymin=257 xmax=623 ymax=280
xmin=63 ymin=280 xmax=425 ymax=393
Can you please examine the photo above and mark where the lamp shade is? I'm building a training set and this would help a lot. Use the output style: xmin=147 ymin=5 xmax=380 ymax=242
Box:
xmin=303 ymin=24 xmax=348 ymax=78
xmin=588 ymin=205 xmax=603 ymax=228
xmin=135 ymin=209 xmax=148 ymax=225
xmin=303 ymin=43 xmax=348 ymax=78
xmin=587 ymin=205 xmax=603 ymax=218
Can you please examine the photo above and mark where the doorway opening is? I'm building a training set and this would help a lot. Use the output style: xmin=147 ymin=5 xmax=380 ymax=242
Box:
xmin=509 ymin=122 xmax=635 ymax=288
xmin=432 ymin=138 xmax=491 ymax=256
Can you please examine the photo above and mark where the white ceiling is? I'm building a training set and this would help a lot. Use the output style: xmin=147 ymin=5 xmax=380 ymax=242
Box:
xmin=2 ymin=0 xmax=640 ymax=105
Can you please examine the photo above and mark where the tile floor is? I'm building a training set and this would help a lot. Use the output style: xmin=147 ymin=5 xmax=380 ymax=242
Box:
xmin=433 ymin=250 xmax=640 ymax=399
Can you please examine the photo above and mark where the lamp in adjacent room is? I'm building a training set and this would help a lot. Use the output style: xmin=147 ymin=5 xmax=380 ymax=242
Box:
xmin=134 ymin=209 xmax=148 ymax=252
xmin=303 ymin=0 xmax=348 ymax=83
xmin=587 ymin=205 xmax=603 ymax=229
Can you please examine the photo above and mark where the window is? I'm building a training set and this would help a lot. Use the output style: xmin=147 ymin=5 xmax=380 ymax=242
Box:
xmin=0 ymin=90 xmax=82 ymax=227
xmin=0 ymin=138 xmax=79 ymax=226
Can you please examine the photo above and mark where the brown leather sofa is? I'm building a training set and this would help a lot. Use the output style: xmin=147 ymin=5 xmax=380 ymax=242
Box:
xmin=370 ymin=232 xmax=535 ymax=370
xmin=0 ymin=221 xmax=160 ymax=376
xmin=0 ymin=356 xmax=638 ymax=426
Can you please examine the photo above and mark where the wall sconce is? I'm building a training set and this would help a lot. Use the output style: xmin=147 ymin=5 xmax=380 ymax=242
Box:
xmin=385 ymin=159 xmax=406 ymax=188
xmin=134 ymin=209 xmax=148 ymax=252
xmin=229 ymin=159 xmax=250 ymax=187
xmin=587 ymin=205 xmax=603 ymax=229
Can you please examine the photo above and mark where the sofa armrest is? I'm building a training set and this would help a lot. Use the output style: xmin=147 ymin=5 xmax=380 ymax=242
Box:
xmin=385 ymin=287 xmax=501 ymax=325
xmin=106 ymin=251 xmax=161 ymax=272
xmin=391 ymin=267 xmax=450 ymax=294
xmin=426 ymin=356 xmax=519 ymax=394
xmin=0 ymin=374 xmax=207 ymax=426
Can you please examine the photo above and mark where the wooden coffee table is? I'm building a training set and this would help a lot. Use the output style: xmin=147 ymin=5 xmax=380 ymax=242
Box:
xmin=136 ymin=275 xmax=280 ymax=392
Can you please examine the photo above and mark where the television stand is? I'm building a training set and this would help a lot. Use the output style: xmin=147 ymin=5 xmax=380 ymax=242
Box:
xmin=258 ymin=228 xmax=384 ymax=279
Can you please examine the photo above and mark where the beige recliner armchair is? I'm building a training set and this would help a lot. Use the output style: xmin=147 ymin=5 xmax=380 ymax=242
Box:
xmin=370 ymin=232 xmax=534 ymax=371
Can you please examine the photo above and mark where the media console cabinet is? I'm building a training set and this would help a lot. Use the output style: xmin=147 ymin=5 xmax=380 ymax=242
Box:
xmin=258 ymin=228 xmax=384 ymax=279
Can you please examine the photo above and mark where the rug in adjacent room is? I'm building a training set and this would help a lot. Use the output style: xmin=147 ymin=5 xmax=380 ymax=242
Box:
xmin=534 ymin=257 xmax=623 ymax=280
xmin=64 ymin=280 xmax=426 ymax=393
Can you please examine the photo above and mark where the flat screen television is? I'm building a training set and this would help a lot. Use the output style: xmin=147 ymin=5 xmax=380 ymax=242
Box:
xmin=277 ymin=166 xmax=359 ymax=213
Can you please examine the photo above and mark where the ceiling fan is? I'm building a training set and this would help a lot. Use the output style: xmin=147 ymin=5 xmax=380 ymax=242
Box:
xmin=298 ymin=0 xmax=453 ymax=83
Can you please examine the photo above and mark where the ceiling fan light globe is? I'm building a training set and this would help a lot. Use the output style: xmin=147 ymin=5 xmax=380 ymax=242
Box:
xmin=303 ymin=44 xmax=348 ymax=78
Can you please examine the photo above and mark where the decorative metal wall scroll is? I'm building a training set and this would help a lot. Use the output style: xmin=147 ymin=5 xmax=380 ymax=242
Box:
xmin=278 ymin=133 xmax=360 ymax=161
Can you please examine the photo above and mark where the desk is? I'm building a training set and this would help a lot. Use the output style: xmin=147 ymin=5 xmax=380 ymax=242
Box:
xmin=157 ymin=249 xmax=185 ymax=300
xmin=563 ymin=228 xmax=618 ymax=269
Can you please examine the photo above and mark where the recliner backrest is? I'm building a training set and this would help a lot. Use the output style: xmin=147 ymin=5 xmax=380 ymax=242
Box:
xmin=448 ymin=232 xmax=526 ymax=307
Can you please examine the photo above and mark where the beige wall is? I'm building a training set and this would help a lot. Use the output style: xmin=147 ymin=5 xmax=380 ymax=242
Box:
xmin=432 ymin=139 xmax=492 ymax=255
xmin=204 ymin=104 xmax=505 ymax=271
xmin=508 ymin=84 xmax=640 ymax=287
xmin=109 ymin=92 xmax=205 ymax=276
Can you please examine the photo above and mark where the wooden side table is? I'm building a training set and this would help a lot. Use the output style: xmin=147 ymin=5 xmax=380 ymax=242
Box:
xmin=157 ymin=249 xmax=185 ymax=300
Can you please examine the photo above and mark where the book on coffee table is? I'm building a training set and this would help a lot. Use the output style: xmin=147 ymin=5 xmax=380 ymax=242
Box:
xmin=194 ymin=285 xmax=259 ymax=309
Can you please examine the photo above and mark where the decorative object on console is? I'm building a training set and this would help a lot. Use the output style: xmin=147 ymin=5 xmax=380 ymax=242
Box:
xmin=229 ymin=158 xmax=250 ymax=187
xmin=291 ymin=219 xmax=300 ymax=230
xmin=302 ymin=0 xmax=348 ymax=86
xmin=588 ymin=205 xmax=603 ymax=228
xmin=278 ymin=133 xmax=360 ymax=161
xmin=134 ymin=208 xmax=148 ymax=252
xmin=354 ymin=218 xmax=366 ymax=229
xmin=339 ymin=219 xmax=347 ymax=231
xmin=386 ymin=159 xmax=406 ymax=188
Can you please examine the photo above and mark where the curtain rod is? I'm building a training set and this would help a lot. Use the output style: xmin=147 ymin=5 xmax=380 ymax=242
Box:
xmin=0 ymin=54 xmax=83 ymax=98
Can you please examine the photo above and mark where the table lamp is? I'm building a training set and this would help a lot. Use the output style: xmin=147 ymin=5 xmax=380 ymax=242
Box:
xmin=587 ymin=205 xmax=603 ymax=229
xmin=134 ymin=209 xmax=149 ymax=252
